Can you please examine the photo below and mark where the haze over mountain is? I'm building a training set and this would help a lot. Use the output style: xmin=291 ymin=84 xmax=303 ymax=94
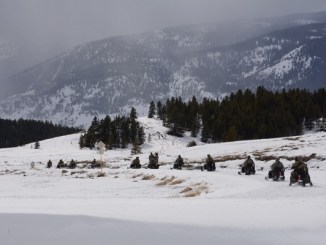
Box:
xmin=1 ymin=0 xmax=326 ymax=79
xmin=1 ymin=5 xmax=326 ymax=127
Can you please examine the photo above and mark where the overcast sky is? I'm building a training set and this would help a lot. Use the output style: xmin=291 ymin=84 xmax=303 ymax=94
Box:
xmin=1 ymin=0 xmax=326 ymax=49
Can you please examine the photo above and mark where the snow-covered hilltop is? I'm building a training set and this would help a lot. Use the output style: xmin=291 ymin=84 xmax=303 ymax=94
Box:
xmin=0 ymin=117 xmax=326 ymax=244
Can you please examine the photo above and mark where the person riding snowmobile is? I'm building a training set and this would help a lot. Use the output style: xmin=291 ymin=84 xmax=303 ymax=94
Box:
xmin=56 ymin=159 xmax=65 ymax=168
xmin=290 ymin=157 xmax=312 ymax=186
xmin=148 ymin=152 xmax=159 ymax=169
xmin=130 ymin=157 xmax=141 ymax=169
xmin=241 ymin=156 xmax=255 ymax=175
xmin=47 ymin=160 xmax=52 ymax=168
xmin=68 ymin=159 xmax=76 ymax=169
xmin=173 ymin=155 xmax=184 ymax=170
xmin=268 ymin=157 xmax=285 ymax=180
xmin=203 ymin=154 xmax=216 ymax=171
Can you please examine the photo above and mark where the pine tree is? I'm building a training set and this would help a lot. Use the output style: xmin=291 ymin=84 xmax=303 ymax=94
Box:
xmin=79 ymin=134 xmax=85 ymax=149
xmin=34 ymin=141 xmax=40 ymax=149
xmin=190 ymin=113 xmax=200 ymax=137
xmin=224 ymin=125 xmax=238 ymax=142
xmin=137 ymin=126 xmax=146 ymax=145
xmin=201 ymin=122 xmax=210 ymax=143
xmin=85 ymin=117 xmax=99 ymax=149
xmin=130 ymin=119 xmax=138 ymax=144
xmin=130 ymin=107 xmax=137 ymax=121
xmin=148 ymin=101 xmax=156 ymax=118
xmin=131 ymin=140 xmax=142 ymax=155
xmin=98 ymin=116 xmax=111 ymax=144
xmin=161 ymin=105 xmax=167 ymax=126
xmin=157 ymin=101 xmax=163 ymax=119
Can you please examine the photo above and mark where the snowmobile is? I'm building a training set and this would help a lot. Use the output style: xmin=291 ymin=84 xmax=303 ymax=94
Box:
xmin=201 ymin=163 xmax=216 ymax=172
xmin=173 ymin=162 xmax=183 ymax=170
xmin=147 ymin=163 xmax=159 ymax=169
xmin=238 ymin=165 xmax=255 ymax=175
xmin=289 ymin=171 xmax=313 ymax=187
xmin=130 ymin=163 xmax=141 ymax=169
xmin=265 ymin=169 xmax=285 ymax=181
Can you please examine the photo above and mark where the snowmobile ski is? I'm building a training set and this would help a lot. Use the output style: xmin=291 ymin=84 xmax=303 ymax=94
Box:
xmin=265 ymin=176 xmax=285 ymax=181
xmin=289 ymin=181 xmax=313 ymax=187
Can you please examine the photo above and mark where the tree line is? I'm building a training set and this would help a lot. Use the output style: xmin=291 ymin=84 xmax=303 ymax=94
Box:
xmin=0 ymin=118 xmax=80 ymax=148
xmin=148 ymin=87 xmax=326 ymax=142
xmin=79 ymin=107 xmax=145 ymax=151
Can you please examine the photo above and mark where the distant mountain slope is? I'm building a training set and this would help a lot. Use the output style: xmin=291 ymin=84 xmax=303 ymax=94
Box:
xmin=182 ymin=23 xmax=326 ymax=92
xmin=1 ymin=13 xmax=326 ymax=127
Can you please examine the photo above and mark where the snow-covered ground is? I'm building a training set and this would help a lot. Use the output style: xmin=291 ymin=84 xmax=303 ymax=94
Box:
xmin=1 ymin=117 xmax=326 ymax=244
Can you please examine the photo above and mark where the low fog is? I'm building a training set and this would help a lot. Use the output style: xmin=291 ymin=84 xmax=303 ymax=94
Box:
xmin=2 ymin=0 xmax=326 ymax=48
xmin=0 ymin=0 xmax=326 ymax=79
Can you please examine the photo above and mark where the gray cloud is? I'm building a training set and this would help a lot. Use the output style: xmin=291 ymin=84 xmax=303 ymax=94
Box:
xmin=1 ymin=0 xmax=326 ymax=53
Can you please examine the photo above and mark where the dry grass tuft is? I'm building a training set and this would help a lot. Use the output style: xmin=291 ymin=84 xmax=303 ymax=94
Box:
xmin=97 ymin=172 xmax=106 ymax=177
xmin=180 ymin=183 xmax=208 ymax=197
xmin=160 ymin=176 xmax=168 ymax=180
xmin=142 ymin=174 xmax=155 ymax=180
xmin=252 ymin=152 xmax=323 ymax=162
xmin=132 ymin=173 xmax=143 ymax=178
xmin=156 ymin=176 xmax=175 ymax=186
xmin=180 ymin=187 xmax=193 ymax=193
xmin=183 ymin=190 xmax=201 ymax=197
xmin=216 ymin=154 xmax=246 ymax=162
xmin=169 ymin=179 xmax=184 ymax=185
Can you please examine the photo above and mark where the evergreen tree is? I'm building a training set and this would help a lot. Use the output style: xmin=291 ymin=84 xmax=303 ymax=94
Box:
xmin=157 ymin=101 xmax=163 ymax=119
xmin=201 ymin=122 xmax=210 ymax=143
xmin=130 ymin=107 xmax=137 ymax=121
xmin=137 ymin=126 xmax=146 ymax=145
xmin=148 ymin=101 xmax=156 ymax=118
xmin=0 ymin=118 xmax=79 ymax=148
xmin=85 ymin=117 xmax=99 ymax=149
xmin=131 ymin=140 xmax=142 ymax=155
xmin=81 ymin=107 xmax=146 ymax=151
xmin=161 ymin=105 xmax=167 ymax=126
xmin=130 ymin=119 xmax=138 ymax=144
xmin=98 ymin=116 xmax=111 ymax=145
xmin=79 ymin=134 xmax=85 ymax=149
xmin=224 ymin=125 xmax=237 ymax=142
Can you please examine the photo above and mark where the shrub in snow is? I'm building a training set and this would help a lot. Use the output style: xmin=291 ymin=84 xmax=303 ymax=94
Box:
xmin=187 ymin=141 xmax=197 ymax=147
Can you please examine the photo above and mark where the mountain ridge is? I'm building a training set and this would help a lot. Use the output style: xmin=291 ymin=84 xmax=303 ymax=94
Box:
xmin=1 ymin=13 xmax=326 ymax=127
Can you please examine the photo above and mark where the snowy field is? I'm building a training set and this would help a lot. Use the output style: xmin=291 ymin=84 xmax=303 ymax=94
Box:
xmin=1 ymin=117 xmax=326 ymax=245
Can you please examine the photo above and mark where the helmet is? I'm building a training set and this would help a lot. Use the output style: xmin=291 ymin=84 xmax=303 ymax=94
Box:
xmin=207 ymin=154 xmax=210 ymax=157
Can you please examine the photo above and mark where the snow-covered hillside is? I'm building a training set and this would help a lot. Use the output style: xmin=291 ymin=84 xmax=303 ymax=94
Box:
xmin=2 ymin=20 xmax=326 ymax=127
xmin=1 ymin=118 xmax=326 ymax=244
